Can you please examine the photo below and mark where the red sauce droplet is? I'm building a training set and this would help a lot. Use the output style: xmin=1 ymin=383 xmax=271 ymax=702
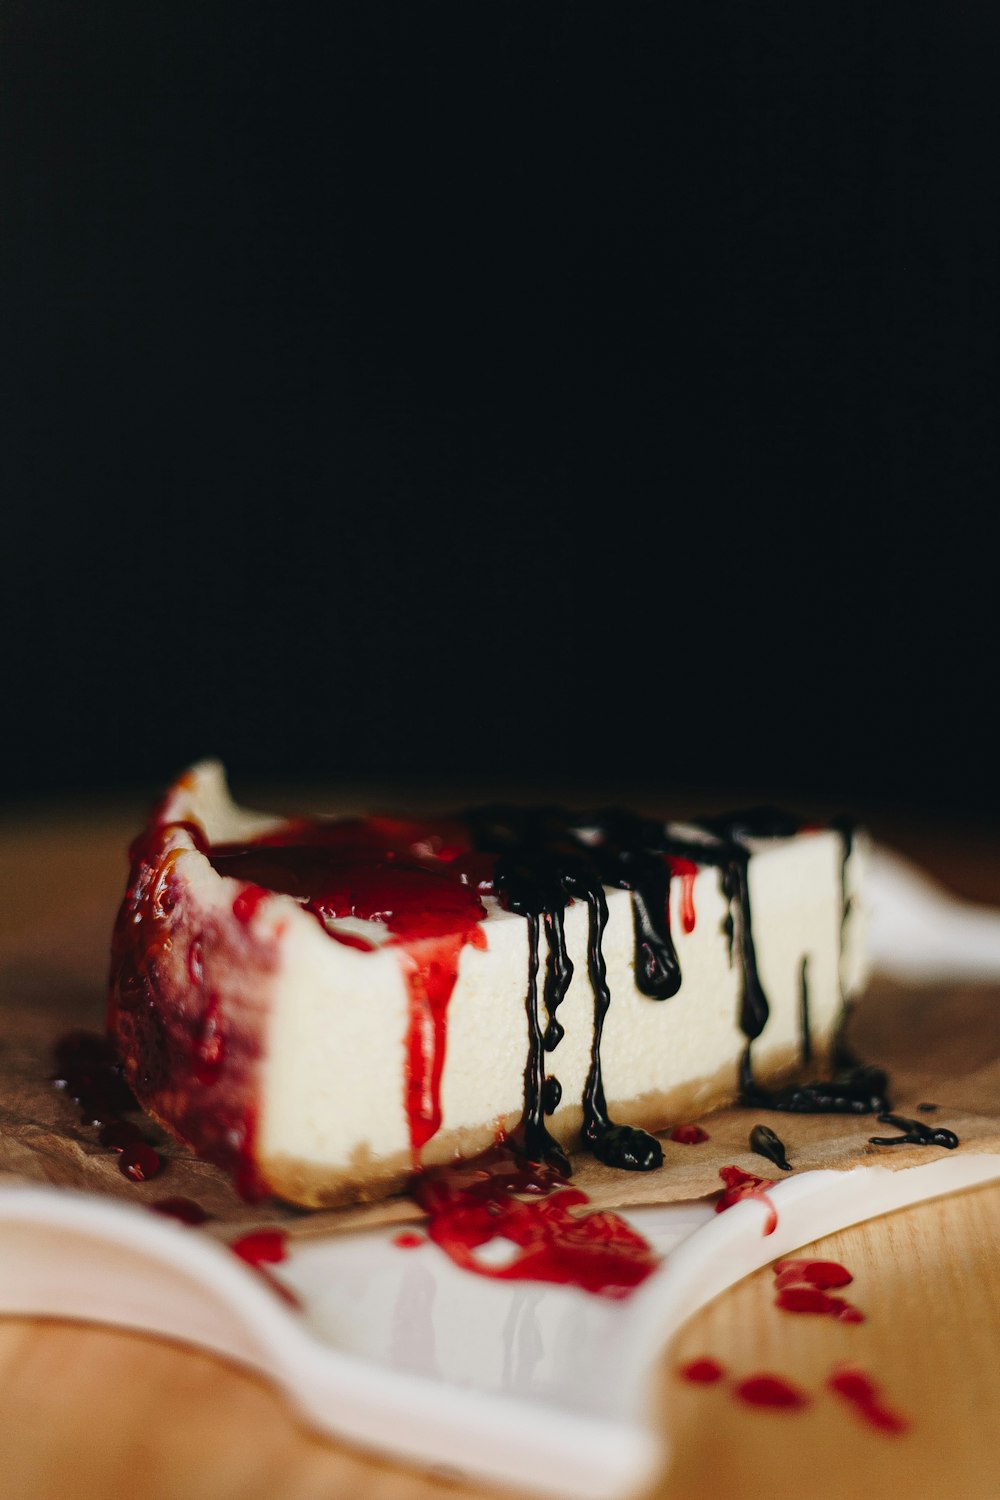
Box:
xmin=393 ymin=1230 xmax=426 ymax=1249
xmin=230 ymin=1227 xmax=289 ymax=1267
xmin=773 ymin=1258 xmax=853 ymax=1289
xmin=151 ymin=1196 xmax=210 ymax=1225
xmin=716 ymin=1166 xmax=779 ymax=1235
xmin=828 ymin=1365 xmax=909 ymax=1434
xmin=670 ymin=1123 xmax=709 ymax=1144
xmin=667 ymin=856 xmax=699 ymax=934
xmin=735 ymin=1373 xmax=810 ymax=1410
xmin=772 ymin=1258 xmax=863 ymax=1320
xmin=411 ymin=1146 xmax=659 ymax=1299
xmin=119 ymin=1142 xmax=162 ymax=1182
xmin=679 ymin=1357 xmax=726 ymax=1383
xmin=775 ymin=1286 xmax=865 ymax=1322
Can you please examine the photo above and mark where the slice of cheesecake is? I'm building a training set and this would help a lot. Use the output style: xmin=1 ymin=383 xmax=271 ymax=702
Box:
xmin=107 ymin=762 xmax=869 ymax=1207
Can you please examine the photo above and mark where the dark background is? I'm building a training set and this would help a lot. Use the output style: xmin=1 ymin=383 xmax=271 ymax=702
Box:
xmin=2 ymin=4 xmax=997 ymax=819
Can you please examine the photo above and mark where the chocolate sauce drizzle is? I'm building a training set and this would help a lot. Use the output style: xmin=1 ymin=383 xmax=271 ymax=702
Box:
xmin=471 ymin=811 xmax=665 ymax=1171
xmin=742 ymin=1061 xmax=891 ymax=1116
xmin=799 ymin=955 xmax=812 ymax=1068
xmin=467 ymin=803 xmax=884 ymax=1170
xmin=715 ymin=814 xmax=890 ymax=1116
xmin=868 ymin=1112 xmax=959 ymax=1150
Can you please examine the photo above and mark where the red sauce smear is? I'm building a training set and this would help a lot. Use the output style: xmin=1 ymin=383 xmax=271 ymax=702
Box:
xmin=410 ymin=1146 xmax=659 ymax=1299
xmin=772 ymin=1258 xmax=864 ymax=1321
xmin=392 ymin=1231 xmax=426 ymax=1249
xmin=734 ymin=1373 xmax=810 ymax=1409
xmin=715 ymin=1165 xmax=779 ymax=1235
xmin=773 ymin=1257 xmax=853 ymax=1289
xmin=678 ymin=1357 xmax=727 ymax=1383
xmin=775 ymin=1286 xmax=864 ymax=1322
xmin=230 ymin=1228 xmax=289 ymax=1267
xmin=230 ymin=1227 xmax=299 ymax=1306
xmin=670 ymin=1123 xmax=709 ymax=1144
xmin=828 ymin=1365 xmax=909 ymax=1434
xmin=667 ymin=856 xmax=699 ymax=934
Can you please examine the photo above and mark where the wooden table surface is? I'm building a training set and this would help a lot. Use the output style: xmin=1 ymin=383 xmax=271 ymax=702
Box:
xmin=2 ymin=796 xmax=1000 ymax=1500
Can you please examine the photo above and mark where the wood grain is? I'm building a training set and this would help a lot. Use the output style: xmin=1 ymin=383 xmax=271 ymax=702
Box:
xmin=2 ymin=800 xmax=999 ymax=1499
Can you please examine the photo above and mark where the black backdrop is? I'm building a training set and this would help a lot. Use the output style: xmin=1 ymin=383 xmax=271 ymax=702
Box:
xmin=2 ymin=4 xmax=997 ymax=817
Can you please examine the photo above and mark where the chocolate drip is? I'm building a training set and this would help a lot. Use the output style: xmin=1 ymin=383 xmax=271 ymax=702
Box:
xmin=542 ymin=906 xmax=573 ymax=1051
xmin=573 ymin=874 xmax=663 ymax=1172
xmin=470 ymin=810 xmax=671 ymax=1172
xmin=480 ymin=808 xmax=775 ymax=1133
xmin=604 ymin=816 xmax=771 ymax=1068
xmin=828 ymin=817 xmax=861 ymax=1069
xmin=627 ymin=866 xmax=682 ymax=999
xmin=658 ymin=821 xmax=772 ymax=1071
xmin=542 ymin=1076 xmax=562 ymax=1114
xmin=799 ymin=954 xmax=812 ymax=1068
xmin=722 ymin=851 xmax=769 ymax=1044
xmin=503 ymin=904 xmax=569 ymax=1173
xmin=579 ymin=811 xmax=682 ymax=999
xmin=749 ymin=1124 xmax=792 ymax=1170
xmin=868 ymin=1112 xmax=959 ymax=1149
xmin=831 ymin=816 xmax=855 ymax=937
